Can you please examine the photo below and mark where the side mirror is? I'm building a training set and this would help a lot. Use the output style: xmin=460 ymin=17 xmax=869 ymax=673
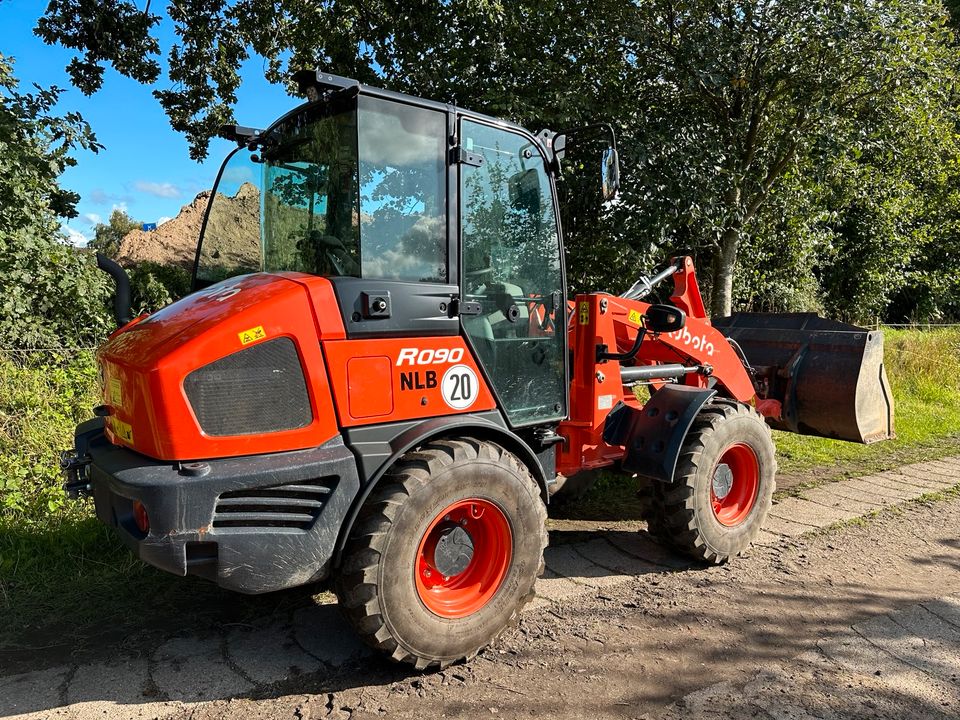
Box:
xmin=644 ymin=304 xmax=686 ymax=334
xmin=601 ymin=146 xmax=620 ymax=201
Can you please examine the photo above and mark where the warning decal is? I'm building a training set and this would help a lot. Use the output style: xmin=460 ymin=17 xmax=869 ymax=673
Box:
xmin=578 ymin=302 xmax=590 ymax=325
xmin=238 ymin=325 xmax=267 ymax=345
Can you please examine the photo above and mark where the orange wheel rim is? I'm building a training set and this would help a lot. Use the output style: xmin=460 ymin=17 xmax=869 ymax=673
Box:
xmin=710 ymin=443 xmax=760 ymax=527
xmin=415 ymin=498 xmax=512 ymax=618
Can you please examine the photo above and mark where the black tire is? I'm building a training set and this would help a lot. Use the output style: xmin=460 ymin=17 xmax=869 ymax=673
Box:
xmin=334 ymin=438 xmax=548 ymax=670
xmin=647 ymin=401 xmax=776 ymax=563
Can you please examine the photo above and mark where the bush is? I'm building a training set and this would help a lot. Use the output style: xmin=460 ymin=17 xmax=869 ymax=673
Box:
xmin=0 ymin=351 xmax=99 ymax=524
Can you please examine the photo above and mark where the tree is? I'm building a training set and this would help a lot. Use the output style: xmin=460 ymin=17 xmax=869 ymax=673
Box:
xmin=0 ymin=52 xmax=111 ymax=348
xmin=32 ymin=0 xmax=960 ymax=319
xmin=88 ymin=208 xmax=140 ymax=258
xmin=620 ymin=0 xmax=957 ymax=314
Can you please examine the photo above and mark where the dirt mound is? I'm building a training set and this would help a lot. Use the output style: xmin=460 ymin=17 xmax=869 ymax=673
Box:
xmin=116 ymin=183 xmax=260 ymax=270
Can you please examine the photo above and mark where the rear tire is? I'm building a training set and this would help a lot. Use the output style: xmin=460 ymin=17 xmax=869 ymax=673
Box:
xmin=647 ymin=401 xmax=776 ymax=563
xmin=335 ymin=438 xmax=547 ymax=669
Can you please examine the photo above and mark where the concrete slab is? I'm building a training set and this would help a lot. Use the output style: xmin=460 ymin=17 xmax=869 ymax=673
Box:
xmin=801 ymin=487 xmax=881 ymax=515
xmin=753 ymin=529 xmax=784 ymax=546
xmin=64 ymin=657 xmax=142 ymax=704
xmin=923 ymin=596 xmax=960 ymax=629
xmin=762 ymin=514 xmax=811 ymax=538
xmin=534 ymin=569 xmax=590 ymax=602
xmin=292 ymin=605 xmax=373 ymax=669
xmin=927 ymin=459 xmax=960 ymax=478
xmin=815 ymin=482 xmax=895 ymax=507
xmin=544 ymin=545 xmax=624 ymax=589
xmin=0 ymin=665 xmax=69 ymax=719
xmin=772 ymin=497 xmax=854 ymax=528
xmin=571 ymin=537 xmax=659 ymax=577
xmin=894 ymin=466 xmax=956 ymax=489
xmin=226 ymin=619 xmax=323 ymax=686
xmin=867 ymin=605 xmax=960 ymax=684
xmin=606 ymin=531 xmax=691 ymax=569
xmin=881 ymin=471 xmax=953 ymax=493
xmin=819 ymin=631 xmax=960 ymax=710
xmin=841 ymin=477 xmax=917 ymax=501
xmin=152 ymin=635 xmax=250 ymax=702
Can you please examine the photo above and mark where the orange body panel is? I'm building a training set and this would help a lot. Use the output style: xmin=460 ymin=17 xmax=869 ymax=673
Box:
xmin=97 ymin=273 xmax=343 ymax=460
xmin=323 ymin=337 xmax=496 ymax=427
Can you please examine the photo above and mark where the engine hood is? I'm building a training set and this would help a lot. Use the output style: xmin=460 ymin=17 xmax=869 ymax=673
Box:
xmin=95 ymin=272 xmax=343 ymax=461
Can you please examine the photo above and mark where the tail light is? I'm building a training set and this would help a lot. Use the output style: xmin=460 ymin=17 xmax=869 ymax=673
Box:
xmin=132 ymin=500 xmax=150 ymax=534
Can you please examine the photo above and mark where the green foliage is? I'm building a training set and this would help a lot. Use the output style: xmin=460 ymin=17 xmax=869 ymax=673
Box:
xmin=0 ymin=351 xmax=99 ymax=523
xmin=128 ymin=261 xmax=192 ymax=314
xmin=31 ymin=0 xmax=960 ymax=322
xmin=88 ymin=207 xmax=140 ymax=258
xmin=0 ymin=53 xmax=111 ymax=347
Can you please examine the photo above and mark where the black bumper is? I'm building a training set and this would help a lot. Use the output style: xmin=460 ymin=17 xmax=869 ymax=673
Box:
xmin=71 ymin=419 xmax=360 ymax=594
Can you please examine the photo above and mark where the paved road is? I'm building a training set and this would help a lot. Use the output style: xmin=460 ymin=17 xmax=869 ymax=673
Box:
xmin=1 ymin=457 xmax=958 ymax=720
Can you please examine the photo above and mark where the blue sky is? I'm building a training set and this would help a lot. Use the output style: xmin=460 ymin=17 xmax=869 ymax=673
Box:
xmin=2 ymin=1 xmax=299 ymax=245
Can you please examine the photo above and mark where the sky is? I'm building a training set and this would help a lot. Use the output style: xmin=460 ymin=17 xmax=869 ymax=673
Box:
xmin=2 ymin=1 xmax=299 ymax=245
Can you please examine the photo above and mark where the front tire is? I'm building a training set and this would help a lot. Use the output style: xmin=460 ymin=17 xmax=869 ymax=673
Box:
xmin=335 ymin=438 xmax=547 ymax=669
xmin=648 ymin=401 xmax=776 ymax=563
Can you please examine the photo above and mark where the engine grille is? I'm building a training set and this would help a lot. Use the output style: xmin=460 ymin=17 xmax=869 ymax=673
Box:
xmin=213 ymin=478 xmax=337 ymax=530
xmin=184 ymin=338 xmax=312 ymax=436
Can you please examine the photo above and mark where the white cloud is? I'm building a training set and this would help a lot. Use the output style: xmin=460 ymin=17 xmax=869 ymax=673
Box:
xmin=134 ymin=180 xmax=181 ymax=198
xmin=157 ymin=216 xmax=172 ymax=225
xmin=112 ymin=202 xmax=129 ymax=213
xmin=82 ymin=212 xmax=101 ymax=226
xmin=63 ymin=225 xmax=90 ymax=247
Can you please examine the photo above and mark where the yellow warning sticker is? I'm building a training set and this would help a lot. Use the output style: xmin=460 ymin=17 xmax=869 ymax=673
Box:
xmin=110 ymin=417 xmax=134 ymax=445
xmin=108 ymin=377 xmax=122 ymax=407
xmin=578 ymin=302 xmax=590 ymax=325
xmin=628 ymin=309 xmax=644 ymax=327
xmin=238 ymin=325 xmax=267 ymax=345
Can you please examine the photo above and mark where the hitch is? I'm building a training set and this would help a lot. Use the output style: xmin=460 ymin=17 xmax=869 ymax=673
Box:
xmin=61 ymin=450 xmax=92 ymax=498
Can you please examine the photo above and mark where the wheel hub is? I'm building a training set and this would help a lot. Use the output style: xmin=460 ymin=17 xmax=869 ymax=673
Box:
xmin=433 ymin=525 xmax=474 ymax=577
xmin=712 ymin=463 xmax=734 ymax=500
xmin=415 ymin=498 xmax=513 ymax=618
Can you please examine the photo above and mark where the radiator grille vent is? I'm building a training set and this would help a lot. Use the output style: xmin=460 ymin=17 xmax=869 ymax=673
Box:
xmin=184 ymin=338 xmax=311 ymax=436
xmin=213 ymin=478 xmax=337 ymax=529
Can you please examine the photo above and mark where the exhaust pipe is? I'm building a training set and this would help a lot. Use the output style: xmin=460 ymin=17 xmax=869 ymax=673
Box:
xmin=96 ymin=253 xmax=133 ymax=327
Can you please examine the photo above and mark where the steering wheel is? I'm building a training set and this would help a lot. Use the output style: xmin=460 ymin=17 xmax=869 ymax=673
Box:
xmin=296 ymin=231 xmax=359 ymax=276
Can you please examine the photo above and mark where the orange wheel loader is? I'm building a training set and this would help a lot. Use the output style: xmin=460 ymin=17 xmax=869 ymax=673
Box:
xmin=62 ymin=71 xmax=895 ymax=669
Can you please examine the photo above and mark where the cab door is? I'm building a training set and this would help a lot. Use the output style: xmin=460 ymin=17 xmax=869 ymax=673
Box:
xmin=458 ymin=118 xmax=567 ymax=427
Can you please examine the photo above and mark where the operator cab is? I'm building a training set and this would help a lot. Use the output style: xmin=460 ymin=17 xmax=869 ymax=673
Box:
xmin=195 ymin=71 xmax=614 ymax=429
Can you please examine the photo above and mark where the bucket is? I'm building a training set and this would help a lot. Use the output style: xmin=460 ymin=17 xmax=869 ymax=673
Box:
xmin=712 ymin=313 xmax=895 ymax=444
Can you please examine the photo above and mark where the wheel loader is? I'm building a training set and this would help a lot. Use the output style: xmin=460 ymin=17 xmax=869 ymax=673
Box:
xmin=62 ymin=70 xmax=895 ymax=669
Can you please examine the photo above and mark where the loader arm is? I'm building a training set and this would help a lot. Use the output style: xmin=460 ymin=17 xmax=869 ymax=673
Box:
xmin=557 ymin=258 xmax=756 ymax=477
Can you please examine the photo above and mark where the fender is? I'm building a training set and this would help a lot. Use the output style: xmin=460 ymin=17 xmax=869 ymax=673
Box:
xmin=602 ymin=384 xmax=717 ymax=483
xmin=333 ymin=410 xmax=550 ymax=568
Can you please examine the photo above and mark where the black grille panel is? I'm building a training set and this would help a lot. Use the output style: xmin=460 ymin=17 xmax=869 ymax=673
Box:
xmin=184 ymin=338 xmax=311 ymax=436
xmin=213 ymin=478 xmax=337 ymax=529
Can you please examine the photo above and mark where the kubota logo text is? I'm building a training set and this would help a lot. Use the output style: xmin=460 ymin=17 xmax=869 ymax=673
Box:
xmin=199 ymin=285 xmax=241 ymax=302
xmin=667 ymin=328 xmax=715 ymax=357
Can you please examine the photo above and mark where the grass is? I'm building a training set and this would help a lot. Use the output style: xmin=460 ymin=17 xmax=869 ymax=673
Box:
xmin=774 ymin=327 xmax=960 ymax=483
xmin=2 ymin=328 xmax=959 ymax=657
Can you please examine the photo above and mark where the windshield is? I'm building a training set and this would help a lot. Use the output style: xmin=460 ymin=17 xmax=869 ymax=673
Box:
xmin=262 ymin=106 xmax=361 ymax=277
xmin=195 ymin=95 xmax=448 ymax=286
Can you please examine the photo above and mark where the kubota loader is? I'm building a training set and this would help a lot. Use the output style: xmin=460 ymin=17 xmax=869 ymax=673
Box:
xmin=62 ymin=71 xmax=894 ymax=669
